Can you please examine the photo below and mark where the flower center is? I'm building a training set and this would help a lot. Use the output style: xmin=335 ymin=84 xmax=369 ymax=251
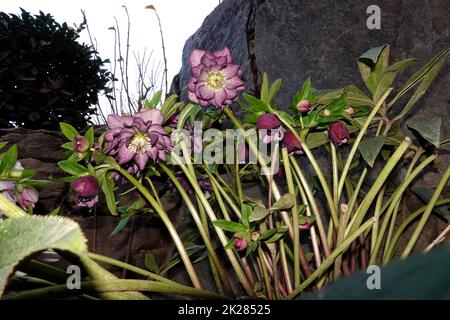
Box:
xmin=129 ymin=132 xmax=152 ymax=153
xmin=205 ymin=70 xmax=226 ymax=91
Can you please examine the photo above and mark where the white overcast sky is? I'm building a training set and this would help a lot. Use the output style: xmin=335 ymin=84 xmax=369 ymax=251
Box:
xmin=2 ymin=0 xmax=218 ymax=118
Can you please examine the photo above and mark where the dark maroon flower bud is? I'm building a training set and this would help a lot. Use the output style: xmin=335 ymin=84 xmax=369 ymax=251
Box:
xmin=73 ymin=135 xmax=89 ymax=153
xmin=296 ymin=100 xmax=311 ymax=113
xmin=282 ymin=132 xmax=303 ymax=156
xmin=299 ymin=217 xmax=313 ymax=230
xmin=71 ymin=176 xmax=99 ymax=208
xmin=233 ymin=237 xmax=247 ymax=251
xmin=256 ymin=113 xmax=281 ymax=130
xmin=329 ymin=122 xmax=350 ymax=146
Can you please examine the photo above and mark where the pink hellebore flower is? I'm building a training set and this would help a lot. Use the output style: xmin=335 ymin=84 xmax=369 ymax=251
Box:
xmin=0 ymin=180 xmax=16 ymax=203
xmin=329 ymin=122 xmax=350 ymax=146
xmin=282 ymin=132 xmax=303 ymax=156
xmin=71 ymin=176 xmax=100 ymax=208
xmin=105 ymin=109 xmax=173 ymax=171
xmin=188 ymin=47 xmax=245 ymax=110
xmin=73 ymin=135 xmax=89 ymax=153
xmin=233 ymin=237 xmax=248 ymax=252
xmin=256 ymin=113 xmax=284 ymax=144
xmin=17 ymin=187 xmax=39 ymax=210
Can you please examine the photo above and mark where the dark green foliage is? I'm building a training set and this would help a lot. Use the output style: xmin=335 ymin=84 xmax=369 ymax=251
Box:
xmin=0 ymin=9 xmax=111 ymax=129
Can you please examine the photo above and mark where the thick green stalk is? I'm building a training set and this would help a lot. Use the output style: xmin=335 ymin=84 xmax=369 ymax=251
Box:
xmin=333 ymin=204 xmax=349 ymax=280
xmin=112 ymin=165 xmax=202 ymax=289
xmin=346 ymin=137 xmax=411 ymax=236
xmin=369 ymin=154 xmax=436 ymax=265
xmin=258 ymin=247 xmax=273 ymax=300
xmin=337 ymin=89 xmax=392 ymax=203
xmin=287 ymin=218 xmax=375 ymax=299
xmin=3 ymin=279 xmax=227 ymax=300
xmin=401 ymin=165 xmax=450 ymax=258
xmin=160 ymin=164 xmax=231 ymax=296
xmin=371 ymin=185 xmax=385 ymax=254
xmin=0 ymin=193 xmax=27 ymax=218
xmin=282 ymin=148 xmax=300 ymax=288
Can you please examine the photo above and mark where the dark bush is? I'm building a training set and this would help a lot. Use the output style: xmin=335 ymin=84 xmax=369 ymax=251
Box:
xmin=0 ymin=9 xmax=111 ymax=130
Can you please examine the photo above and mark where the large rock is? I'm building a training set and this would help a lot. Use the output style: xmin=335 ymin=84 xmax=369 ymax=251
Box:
xmin=174 ymin=0 xmax=449 ymax=136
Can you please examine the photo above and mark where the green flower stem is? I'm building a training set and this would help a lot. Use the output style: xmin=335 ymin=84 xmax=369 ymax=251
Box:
xmin=282 ymin=148 xmax=300 ymax=288
xmin=207 ymin=173 xmax=231 ymax=221
xmin=384 ymin=199 xmax=450 ymax=263
xmin=144 ymin=177 xmax=163 ymax=208
xmin=208 ymin=172 xmax=242 ymax=219
xmin=0 ymin=193 xmax=27 ymax=218
xmin=369 ymin=154 xmax=436 ymax=265
xmin=287 ymin=218 xmax=375 ymax=299
xmin=346 ymin=137 xmax=411 ymax=236
xmin=258 ymin=246 xmax=273 ymax=300
xmin=88 ymin=252 xmax=178 ymax=285
xmin=171 ymin=152 xmax=255 ymax=298
xmin=333 ymin=204 xmax=349 ymax=280
xmin=3 ymin=278 xmax=228 ymax=300
xmin=277 ymin=115 xmax=338 ymax=227
xmin=279 ymin=238 xmax=293 ymax=294
xmin=291 ymin=166 xmax=322 ymax=268
xmin=159 ymin=164 xmax=232 ymax=296
xmin=370 ymin=185 xmax=385 ymax=255
xmin=401 ymin=164 xmax=450 ymax=258
xmin=290 ymin=156 xmax=331 ymax=257
xmin=337 ymin=88 xmax=392 ymax=204
xmin=235 ymin=141 xmax=245 ymax=207
xmin=331 ymin=143 xmax=339 ymax=213
xmin=345 ymin=168 xmax=368 ymax=235
xmin=112 ymin=165 xmax=202 ymax=290
xmin=224 ymin=108 xmax=294 ymax=237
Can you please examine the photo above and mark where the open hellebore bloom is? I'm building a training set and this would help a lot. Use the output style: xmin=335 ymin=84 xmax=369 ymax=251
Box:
xmin=105 ymin=109 xmax=173 ymax=171
xmin=329 ymin=122 xmax=350 ymax=146
xmin=296 ymin=99 xmax=312 ymax=113
xmin=71 ymin=176 xmax=99 ymax=208
xmin=256 ymin=113 xmax=284 ymax=144
xmin=73 ymin=135 xmax=89 ymax=153
xmin=17 ymin=187 xmax=39 ymax=210
xmin=282 ymin=132 xmax=303 ymax=156
xmin=188 ymin=47 xmax=245 ymax=110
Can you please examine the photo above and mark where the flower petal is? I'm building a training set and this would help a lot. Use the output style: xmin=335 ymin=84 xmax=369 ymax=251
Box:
xmin=117 ymin=144 xmax=136 ymax=164
xmin=189 ymin=49 xmax=205 ymax=69
xmin=198 ymin=85 xmax=215 ymax=100
xmin=136 ymin=109 xmax=164 ymax=125
xmin=134 ymin=152 xmax=149 ymax=170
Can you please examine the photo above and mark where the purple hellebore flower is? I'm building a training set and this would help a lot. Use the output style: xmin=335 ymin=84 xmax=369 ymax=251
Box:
xmin=282 ymin=132 xmax=303 ymax=156
xmin=71 ymin=176 xmax=100 ymax=208
xmin=188 ymin=47 xmax=245 ymax=111
xmin=0 ymin=180 xmax=16 ymax=203
xmin=256 ymin=113 xmax=284 ymax=144
xmin=105 ymin=109 xmax=173 ymax=171
xmin=199 ymin=179 xmax=214 ymax=196
xmin=296 ymin=100 xmax=312 ymax=113
xmin=233 ymin=237 xmax=248 ymax=252
xmin=17 ymin=187 xmax=39 ymax=210
xmin=73 ymin=135 xmax=89 ymax=153
xmin=329 ymin=122 xmax=350 ymax=146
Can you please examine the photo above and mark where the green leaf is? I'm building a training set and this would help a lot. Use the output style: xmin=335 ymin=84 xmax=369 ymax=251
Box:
xmin=259 ymin=229 xmax=277 ymax=241
xmin=346 ymin=85 xmax=373 ymax=107
xmin=260 ymin=72 xmax=270 ymax=104
xmin=390 ymin=45 xmax=450 ymax=109
xmin=101 ymin=173 xmax=117 ymax=216
xmin=59 ymin=122 xmax=79 ymax=141
xmin=0 ymin=142 xmax=8 ymax=151
xmin=411 ymin=186 xmax=448 ymax=221
xmin=57 ymin=160 xmax=88 ymax=175
xmin=305 ymin=131 xmax=329 ymax=149
xmin=224 ymin=238 xmax=235 ymax=249
xmin=264 ymin=226 xmax=288 ymax=243
xmin=0 ymin=145 xmax=17 ymax=176
xmin=243 ymin=93 xmax=268 ymax=112
xmin=212 ymin=220 xmax=247 ymax=232
xmin=61 ymin=142 xmax=73 ymax=150
xmin=359 ymin=45 xmax=387 ymax=64
xmin=243 ymin=113 xmax=258 ymax=124
xmin=144 ymin=89 xmax=163 ymax=109
xmin=177 ymin=103 xmax=201 ymax=129
xmin=269 ymin=79 xmax=282 ymax=102
xmin=110 ymin=216 xmax=130 ymax=236
xmin=358 ymin=135 xmax=386 ymax=167
xmin=270 ymin=193 xmax=296 ymax=211
xmin=0 ymin=216 xmax=87 ymax=297
xmin=407 ymin=117 xmax=441 ymax=147
xmin=84 ymin=127 xmax=94 ymax=147
xmin=241 ymin=204 xmax=252 ymax=228
xmin=161 ymin=96 xmax=180 ymax=119
xmin=357 ymin=45 xmax=389 ymax=93
xmin=48 ymin=207 xmax=61 ymax=216
xmin=249 ymin=206 xmax=270 ymax=222
xmin=144 ymin=252 xmax=160 ymax=274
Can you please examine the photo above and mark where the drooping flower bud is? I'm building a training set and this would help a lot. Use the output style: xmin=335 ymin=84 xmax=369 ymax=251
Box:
xmin=17 ymin=187 xmax=39 ymax=210
xmin=282 ymin=132 xmax=303 ymax=156
xmin=73 ymin=135 xmax=89 ymax=153
xmin=296 ymin=100 xmax=311 ymax=113
xmin=299 ymin=217 xmax=313 ymax=230
xmin=256 ymin=113 xmax=281 ymax=130
xmin=70 ymin=176 xmax=99 ymax=208
xmin=329 ymin=122 xmax=350 ymax=146
xmin=233 ymin=237 xmax=248 ymax=251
